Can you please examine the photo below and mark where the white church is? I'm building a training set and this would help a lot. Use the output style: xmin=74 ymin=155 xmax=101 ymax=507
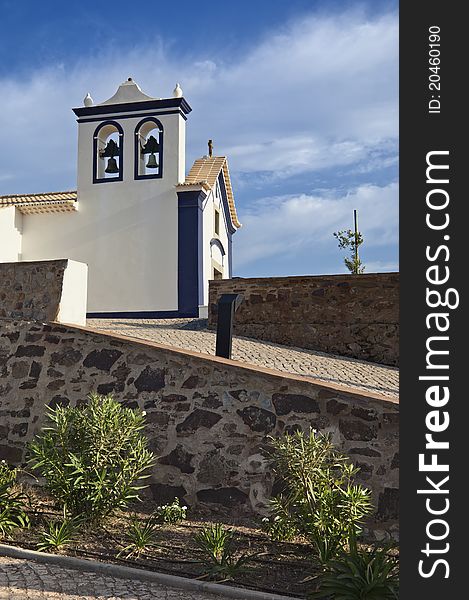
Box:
xmin=0 ymin=78 xmax=241 ymax=318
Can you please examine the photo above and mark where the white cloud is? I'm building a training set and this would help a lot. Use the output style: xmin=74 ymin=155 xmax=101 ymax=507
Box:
xmin=0 ymin=8 xmax=397 ymax=193
xmin=225 ymin=136 xmax=371 ymax=177
xmin=234 ymin=182 xmax=399 ymax=269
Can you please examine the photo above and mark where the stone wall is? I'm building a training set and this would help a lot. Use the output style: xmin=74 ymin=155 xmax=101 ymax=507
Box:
xmin=209 ymin=273 xmax=399 ymax=366
xmin=0 ymin=260 xmax=87 ymax=325
xmin=0 ymin=318 xmax=399 ymax=538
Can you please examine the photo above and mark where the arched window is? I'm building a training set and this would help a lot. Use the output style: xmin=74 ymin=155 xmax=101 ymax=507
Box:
xmin=93 ymin=121 xmax=123 ymax=183
xmin=210 ymin=238 xmax=225 ymax=279
xmin=134 ymin=117 xmax=163 ymax=179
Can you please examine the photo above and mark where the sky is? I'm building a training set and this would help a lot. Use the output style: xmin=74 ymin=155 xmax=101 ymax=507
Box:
xmin=0 ymin=0 xmax=398 ymax=277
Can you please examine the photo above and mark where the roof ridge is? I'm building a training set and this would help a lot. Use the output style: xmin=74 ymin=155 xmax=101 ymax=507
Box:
xmin=0 ymin=190 xmax=77 ymax=199
xmin=192 ymin=156 xmax=226 ymax=163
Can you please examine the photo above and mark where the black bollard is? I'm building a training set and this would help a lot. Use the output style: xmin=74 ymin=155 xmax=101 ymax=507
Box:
xmin=215 ymin=293 xmax=244 ymax=359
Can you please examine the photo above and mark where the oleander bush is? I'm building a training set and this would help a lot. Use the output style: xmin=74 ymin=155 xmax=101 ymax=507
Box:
xmin=261 ymin=496 xmax=298 ymax=542
xmin=266 ymin=429 xmax=373 ymax=564
xmin=0 ymin=461 xmax=31 ymax=537
xmin=27 ymin=393 xmax=156 ymax=523
xmin=0 ymin=461 xmax=17 ymax=489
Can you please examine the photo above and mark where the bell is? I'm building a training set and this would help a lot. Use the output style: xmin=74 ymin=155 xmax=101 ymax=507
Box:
xmin=105 ymin=157 xmax=119 ymax=174
xmin=146 ymin=153 xmax=158 ymax=169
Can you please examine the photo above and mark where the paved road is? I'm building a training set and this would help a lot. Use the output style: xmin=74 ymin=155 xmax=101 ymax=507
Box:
xmin=87 ymin=319 xmax=398 ymax=399
xmin=0 ymin=556 xmax=223 ymax=600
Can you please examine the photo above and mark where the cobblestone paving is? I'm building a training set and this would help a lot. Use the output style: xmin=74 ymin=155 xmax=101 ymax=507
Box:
xmin=87 ymin=319 xmax=398 ymax=399
xmin=0 ymin=556 xmax=223 ymax=599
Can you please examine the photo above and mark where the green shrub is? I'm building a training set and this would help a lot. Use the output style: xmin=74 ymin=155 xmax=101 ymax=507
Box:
xmin=153 ymin=497 xmax=187 ymax=525
xmin=267 ymin=429 xmax=373 ymax=564
xmin=27 ymin=393 xmax=156 ymax=523
xmin=312 ymin=533 xmax=399 ymax=599
xmin=0 ymin=461 xmax=30 ymax=537
xmin=194 ymin=523 xmax=252 ymax=580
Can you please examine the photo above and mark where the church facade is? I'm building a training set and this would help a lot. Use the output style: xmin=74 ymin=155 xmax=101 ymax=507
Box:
xmin=0 ymin=78 xmax=241 ymax=318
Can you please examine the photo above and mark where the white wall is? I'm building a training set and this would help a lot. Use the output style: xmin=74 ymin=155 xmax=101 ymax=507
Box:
xmin=0 ymin=206 xmax=22 ymax=262
xmin=21 ymin=110 xmax=186 ymax=313
xmin=57 ymin=260 xmax=88 ymax=326
xmin=201 ymin=179 xmax=231 ymax=310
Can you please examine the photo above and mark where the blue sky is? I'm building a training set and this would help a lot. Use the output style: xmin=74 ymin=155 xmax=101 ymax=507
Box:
xmin=0 ymin=0 xmax=398 ymax=277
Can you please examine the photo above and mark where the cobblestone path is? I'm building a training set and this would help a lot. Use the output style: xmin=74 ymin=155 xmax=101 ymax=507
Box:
xmin=0 ymin=556 xmax=223 ymax=600
xmin=87 ymin=319 xmax=398 ymax=399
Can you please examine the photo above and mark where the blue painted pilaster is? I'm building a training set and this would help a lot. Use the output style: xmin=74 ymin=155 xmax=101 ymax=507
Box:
xmin=177 ymin=190 xmax=206 ymax=317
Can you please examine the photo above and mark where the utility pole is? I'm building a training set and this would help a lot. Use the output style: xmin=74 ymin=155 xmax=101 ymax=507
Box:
xmin=354 ymin=209 xmax=359 ymax=267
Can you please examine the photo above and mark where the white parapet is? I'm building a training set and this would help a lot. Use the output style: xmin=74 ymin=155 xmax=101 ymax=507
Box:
xmin=0 ymin=206 xmax=23 ymax=262
xmin=57 ymin=260 xmax=88 ymax=326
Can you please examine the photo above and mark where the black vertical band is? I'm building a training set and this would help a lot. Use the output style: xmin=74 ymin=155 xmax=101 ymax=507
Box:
xmin=400 ymin=3 xmax=465 ymax=596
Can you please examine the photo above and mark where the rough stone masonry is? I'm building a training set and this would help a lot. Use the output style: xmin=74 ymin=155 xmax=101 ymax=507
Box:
xmin=209 ymin=273 xmax=399 ymax=366
xmin=0 ymin=318 xmax=399 ymax=540
xmin=0 ymin=260 xmax=68 ymax=322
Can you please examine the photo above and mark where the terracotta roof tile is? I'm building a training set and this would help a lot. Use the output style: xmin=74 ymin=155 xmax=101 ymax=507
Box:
xmin=0 ymin=191 xmax=77 ymax=214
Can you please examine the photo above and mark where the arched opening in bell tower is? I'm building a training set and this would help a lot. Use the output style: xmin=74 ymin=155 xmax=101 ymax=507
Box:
xmin=93 ymin=120 xmax=124 ymax=183
xmin=134 ymin=117 xmax=163 ymax=179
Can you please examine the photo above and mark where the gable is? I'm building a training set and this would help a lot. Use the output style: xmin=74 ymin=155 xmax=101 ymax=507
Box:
xmin=180 ymin=156 xmax=241 ymax=230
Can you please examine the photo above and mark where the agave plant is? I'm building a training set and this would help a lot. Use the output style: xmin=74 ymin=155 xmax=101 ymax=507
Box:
xmin=37 ymin=513 xmax=82 ymax=552
xmin=312 ymin=533 xmax=399 ymax=599
xmin=118 ymin=513 xmax=159 ymax=558
xmin=193 ymin=523 xmax=254 ymax=580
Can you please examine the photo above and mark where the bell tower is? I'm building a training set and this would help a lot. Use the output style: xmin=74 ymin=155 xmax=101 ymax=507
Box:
xmin=73 ymin=78 xmax=191 ymax=194
xmin=66 ymin=78 xmax=193 ymax=314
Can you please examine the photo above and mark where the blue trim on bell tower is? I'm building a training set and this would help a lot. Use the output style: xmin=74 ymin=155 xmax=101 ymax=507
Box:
xmin=177 ymin=189 xmax=206 ymax=317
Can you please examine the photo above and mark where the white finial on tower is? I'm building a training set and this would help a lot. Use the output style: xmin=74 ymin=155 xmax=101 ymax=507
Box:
xmin=83 ymin=93 xmax=94 ymax=107
xmin=173 ymin=83 xmax=183 ymax=98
